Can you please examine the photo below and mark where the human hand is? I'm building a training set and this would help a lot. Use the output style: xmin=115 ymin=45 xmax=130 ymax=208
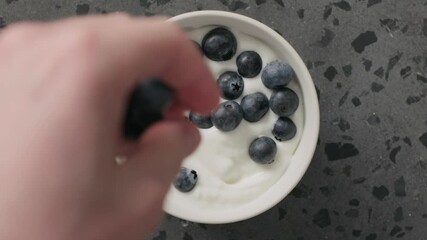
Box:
xmin=0 ymin=14 xmax=218 ymax=240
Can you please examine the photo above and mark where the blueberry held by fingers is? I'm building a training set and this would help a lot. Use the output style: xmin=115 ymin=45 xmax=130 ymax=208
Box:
xmin=261 ymin=60 xmax=294 ymax=89
xmin=241 ymin=92 xmax=269 ymax=122
xmin=174 ymin=167 xmax=198 ymax=193
xmin=211 ymin=100 xmax=243 ymax=132
xmin=272 ymin=117 xmax=297 ymax=141
xmin=123 ymin=78 xmax=174 ymax=140
xmin=236 ymin=51 xmax=263 ymax=78
xmin=269 ymin=87 xmax=299 ymax=117
xmin=202 ymin=27 xmax=237 ymax=61
xmin=189 ymin=112 xmax=213 ymax=129
xmin=249 ymin=136 xmax=277 ymax=164
xmin=217 ymin=71 xmax=244 ymax=100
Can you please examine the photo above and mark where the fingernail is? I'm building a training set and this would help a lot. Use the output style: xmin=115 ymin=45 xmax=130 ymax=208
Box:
xmin=181 ymin=121 xmax=200 ymax=152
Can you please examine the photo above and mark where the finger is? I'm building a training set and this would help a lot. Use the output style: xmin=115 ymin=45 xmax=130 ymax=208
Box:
xmin=54 ymin=14 xmax=219 ymax=113
xmin=124 ymin=120 xmax=200 ymax=188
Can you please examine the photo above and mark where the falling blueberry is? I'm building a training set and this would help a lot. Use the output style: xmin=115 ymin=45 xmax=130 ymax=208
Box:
xmin=236 ymin=51 xmax=263 ymax=78
xmin=211 ymin=100 xmax=243 ymax=131
xmin=272 ymin=117 xmax=297 ymax=141
xmin=261 ymin=60 xmax=294 ymax=89
xmin=249 ymin=136 xmax=277 ymax=164
xmin=189 ymin=112 xmax=213 ymax=129
xmin=240 ymin=92 xmax=269 ymax=122
xmin=269 ymin=88 xmax=299 ymax=117
xmin=174 ymin=167 xmax=198 ymax=193
xmin=202 ymin=27 xmax=237 ymax=61
xmin=123 ymin=78 xmax=174 ymax=139
xmin=217 ymin=71 xmax=244 ymax=100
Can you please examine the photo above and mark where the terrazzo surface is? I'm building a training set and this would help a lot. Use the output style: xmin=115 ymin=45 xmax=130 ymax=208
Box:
xmin=1 ymin=0 xmax=427 ymax=239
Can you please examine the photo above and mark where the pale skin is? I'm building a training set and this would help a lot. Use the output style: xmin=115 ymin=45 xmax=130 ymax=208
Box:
xmin=0 ymin=14 xmax=219 ymax=240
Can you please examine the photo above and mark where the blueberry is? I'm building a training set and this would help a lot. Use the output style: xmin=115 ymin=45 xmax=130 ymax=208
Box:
xmin=211 ymin=100 xmax=243 ymax=131
xmin=123 ymin=78 xmax=174 ymax=139
xmin=217 ymin=71 xmax=244 ymax=100
xmin=240 ymin=92 xmax=269 ymax=122
xmin=174 ymin=167 xmax=198 ymax=193
xmin=189 ymin=112 xmax=213 ymax=129
xmin=202 ymin=27 xmax=237 ymax=61
xmin=261 ymin=60 xmax=294 ymax=89
xmin=269 ymin=88 xmax=299 ymax=117
xmin=236 ymin=51 xmax=263 ymax=78
xmin=248 ymin=136 xmax=277 ymax=164
xmin=272 ymin=117 xmax=297 ymax=141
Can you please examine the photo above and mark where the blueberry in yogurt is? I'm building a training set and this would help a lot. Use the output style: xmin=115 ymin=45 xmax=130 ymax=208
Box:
xmin=261 ymin=60 xmax=294 ymax=89
xmin=211 ymin=100 xmax=243 ymax=132
xmin=202 ymin=27 xmax=237 ymax=61
xmin=217 ymin=71 xmax=244 ymax=100
xmin=249 ymin=136 xmax=277 ymax=164
xmin=269 ymin=87 xmax=299 ymax=117
xmin=174 ymin=167 xmax=198 ymax=193
xmin=123 ymin=78 xmax=173 ymax=139
xmin=272 ymin=117 xmax=297 ymax=141
xmin=189 ymin=112 xmax=213 ymax=129
xmin=240 ymin=92 xmax=269 ymax=122
xmin=236 ymin=51 xmax=263 ymax=78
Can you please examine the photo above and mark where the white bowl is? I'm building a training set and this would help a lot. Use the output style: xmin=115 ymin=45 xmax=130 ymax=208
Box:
xmin=166 ymin=10 xmax=319 ymax=224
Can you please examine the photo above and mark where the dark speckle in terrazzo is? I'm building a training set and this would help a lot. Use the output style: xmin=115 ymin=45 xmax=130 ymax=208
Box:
xmin=278 ymin=207 xmax=287 ymax=220
xmin=297 ymin=9 xmax=304 ymax=19
xmin=371 ymin=82 xmax=385 ymax=92
xmin=389 ymin=146 xmax=401 ymax=163
xmin=152 ymin=230 xmax=166 ymax=240
xmin=255 ymin=0 xmax=266 ymax=5
xmin=374 ymin=66 xmax=384 ymax=78
xmin=353 ymin=177 xmax=367 ymax=184
xmin=352 ymin=229 xmax=362 ymax=237
xmin=385 ymin=51 xmax=403 ymax=80
xmin=333 ymin=18 xmax=340 ymax=26
xmin=351 ymin=31 xmax=378 ymax=53
xmin=5 ymin=0 xmax=17 ymax=4
xmin=372 ymin=185 xmax=389 ymax=200
xmin=352 ymin=97 xmax=361 ymax=107
xmin=365 ymin=233 xmax=377 ymax=240
xmin=339 ymin=91 xmax=349 ymax=107
xmin=380 ymin=18 xmax=400 ymax=33
xmin=349 ymin=199 xmax=360 ymax=206
xmin=290 ymin=184 xmax=311 ymax=198
xmin=342 ymin=64 xmax=352 ymax=77
xmin=183 ymin=232 xmax=193 ymax=240
xmin=274 ymin=0 xmax=284 ymax=7
xmin=417 ymin=73 xmax=427 ymax=83
xmin=390 ymin=225 xmax=403 ymax=237
xmin=419 ymin=132 xmax=427 ymax=148
xmin=319 ymin=186 xmax=331 ymax=196
xmin=76 ymin=3 xmax=90 ymax=15
xmin=324 ymin=66 xmax=338 ymax=81
xmin=400 ymin=66 xmax=412 ymax=78
xmin=394 ymin=176 xmax=406 ymax=196
xmin=315 ymin=28 xmax=335 ymax=48
xmin=394 ymin=206 xmax=403 ymax=222
xmin=406 ymin=96 xmax=421 ymax=105
xmin=323 ymin=167 xmax=334 ymax=176
xmin=333 ymin=0 xmax=351 ymax=11
xmin=334 ymin=117 xmax=350 ymax=131
xmin=367 ymin=0 xmax=382 ymax=7
xmin=362 ymin=58 xmax=372 ymax=71
xmin=323 ymin=4 xmax=332 ymax=20
xmin=325 ymin=142 xmax=359 ymax=161
xmin=403 ymin=137 xmax=412 ymax=146
xmin=228 ymin=1 xmax=248 ymax=11
xmin=367 ymin=114 xmax=380 ymax=126
xmin=313 ymin=209 xmax=331 ymax=228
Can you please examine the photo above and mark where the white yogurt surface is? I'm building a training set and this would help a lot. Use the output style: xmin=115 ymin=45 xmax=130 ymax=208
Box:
xmin=165 ymin=26 xmax=304 ymax=209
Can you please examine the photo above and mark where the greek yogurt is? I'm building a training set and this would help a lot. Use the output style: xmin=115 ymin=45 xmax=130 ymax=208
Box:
xmin=165 ymin=26 xmax=304 ymax=208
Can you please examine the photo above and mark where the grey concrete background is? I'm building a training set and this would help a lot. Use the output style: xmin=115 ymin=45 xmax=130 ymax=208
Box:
xmin=1 ymin=0 xmax=427 ymax=239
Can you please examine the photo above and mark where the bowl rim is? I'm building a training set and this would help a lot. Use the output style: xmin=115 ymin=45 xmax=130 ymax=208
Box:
xmin=166 ymin=10 xmax=320 ymax=224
